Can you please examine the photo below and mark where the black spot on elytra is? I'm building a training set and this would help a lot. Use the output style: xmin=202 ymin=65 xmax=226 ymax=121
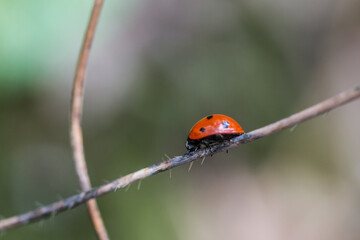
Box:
xmin=222 ymin=120 xmax=230 ymax=128
xmin=200 ymin=127 xmax=205 ymax=132
xmin=206 ymin=115 xmax=213 ymax=120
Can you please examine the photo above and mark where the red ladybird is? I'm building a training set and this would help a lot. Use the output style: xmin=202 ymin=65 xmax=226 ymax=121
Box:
xmin=186 ymin=114 xmax=245 ymax=152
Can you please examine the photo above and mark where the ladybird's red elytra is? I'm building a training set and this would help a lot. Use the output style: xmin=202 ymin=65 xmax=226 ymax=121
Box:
xmin=186 ymin=114 xmax=245 ymax=152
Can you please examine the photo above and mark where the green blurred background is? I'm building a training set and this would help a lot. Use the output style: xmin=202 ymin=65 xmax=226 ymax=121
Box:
xmin=1 ymin=0 xmax=360 ymax=239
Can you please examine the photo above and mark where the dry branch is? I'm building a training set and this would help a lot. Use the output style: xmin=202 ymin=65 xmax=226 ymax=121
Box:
xmin=70 ymin=0 xmax=108 ymax=239
xmin=0 ymin=85 xmax=359 ymax=232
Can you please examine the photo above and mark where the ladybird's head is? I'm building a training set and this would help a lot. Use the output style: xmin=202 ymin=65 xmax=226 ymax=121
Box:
xmin=185 ymin=138 xmax=198 ymax=152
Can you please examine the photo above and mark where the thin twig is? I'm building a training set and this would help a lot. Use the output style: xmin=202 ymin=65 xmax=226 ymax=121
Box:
xmin=70 ymin=0 xmax=108 ymax=239
xmin=0 ymin=85 xmax=360 ymax=232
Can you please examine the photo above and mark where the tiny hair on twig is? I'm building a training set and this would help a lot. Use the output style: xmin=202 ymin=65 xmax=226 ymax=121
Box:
xmin=0 ymin=85 xmax=359 ymax=232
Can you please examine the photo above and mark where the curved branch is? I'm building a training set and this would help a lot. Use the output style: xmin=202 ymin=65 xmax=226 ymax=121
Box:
xmin=70 ymin=0 xmax=108 ymax=239
xmin=1 ymin=85 xmax=360 ymax=232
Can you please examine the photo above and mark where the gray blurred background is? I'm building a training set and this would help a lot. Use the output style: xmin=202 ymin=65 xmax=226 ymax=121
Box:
xmin=1 ymin=0 xmax=360 ymax=239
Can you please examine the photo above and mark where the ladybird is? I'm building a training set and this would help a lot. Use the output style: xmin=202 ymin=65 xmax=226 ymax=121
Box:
xmin=186 ymin=114 xmax=244 ymax=152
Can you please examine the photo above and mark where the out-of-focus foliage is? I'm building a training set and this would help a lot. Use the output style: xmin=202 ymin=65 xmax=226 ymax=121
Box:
xmin=1 ymin=0 xmax=360 ymax=239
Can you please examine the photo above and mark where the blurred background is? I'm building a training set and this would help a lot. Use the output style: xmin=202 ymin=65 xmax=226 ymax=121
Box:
xmin=1 ymin=0 xmax=360 ymax=239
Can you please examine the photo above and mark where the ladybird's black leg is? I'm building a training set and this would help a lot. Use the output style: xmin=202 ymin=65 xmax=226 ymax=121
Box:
xmin=226 ymin=150 xmax=228 ymax=154
xmin=194 ymin=145 xmax=200 ymax=152
xmin=204 ymin=143 xmax=214 ymax=156
xmin=210 ymin=145 xmax=215 ymax=154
